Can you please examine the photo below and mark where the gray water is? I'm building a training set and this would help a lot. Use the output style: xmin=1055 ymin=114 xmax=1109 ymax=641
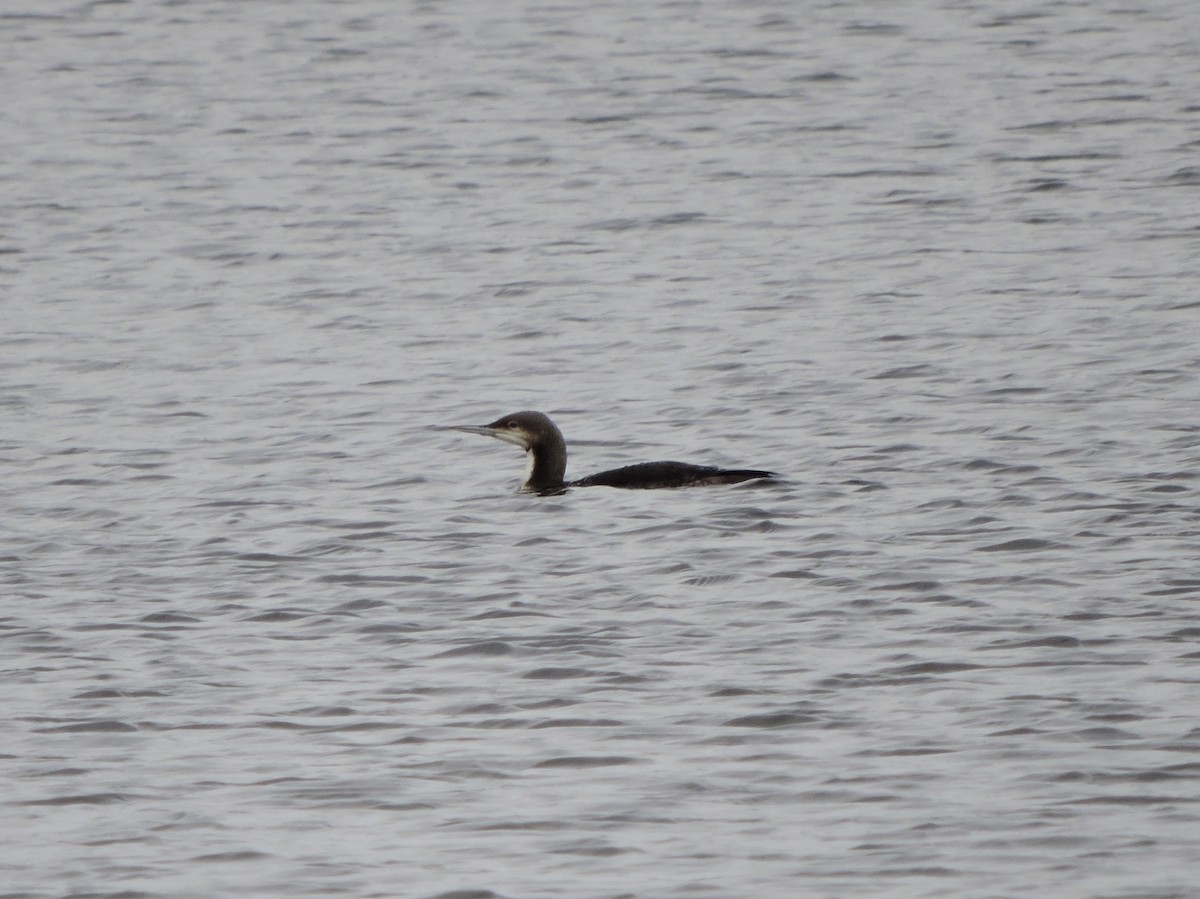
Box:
xmin=3 ymin=1 xmax=1200 ymax=897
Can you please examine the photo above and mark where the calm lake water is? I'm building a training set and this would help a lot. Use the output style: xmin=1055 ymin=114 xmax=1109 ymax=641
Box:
xmin=3 ymin=1 xmax=1200 ymax=897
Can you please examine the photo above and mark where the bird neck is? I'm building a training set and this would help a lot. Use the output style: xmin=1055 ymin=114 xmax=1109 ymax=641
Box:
xmin=523 ymin=437 xmax=567 ymax=494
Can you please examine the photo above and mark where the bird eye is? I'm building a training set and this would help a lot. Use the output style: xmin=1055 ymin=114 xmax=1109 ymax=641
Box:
xmin=506 ymin=421 xmax=518 ymax=429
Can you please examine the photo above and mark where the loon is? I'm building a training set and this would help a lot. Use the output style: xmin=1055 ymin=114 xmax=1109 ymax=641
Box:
xmin=449 ymin=410 xmax=775 ymax=495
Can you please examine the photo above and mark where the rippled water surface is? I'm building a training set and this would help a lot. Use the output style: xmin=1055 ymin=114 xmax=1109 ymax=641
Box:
xmin=4 ymin=1 xmax=1200 ymax=897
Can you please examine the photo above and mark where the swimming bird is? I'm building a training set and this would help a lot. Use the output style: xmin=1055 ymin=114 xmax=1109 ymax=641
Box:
xmin=449 ymin=410 xmax=775 ymax=495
